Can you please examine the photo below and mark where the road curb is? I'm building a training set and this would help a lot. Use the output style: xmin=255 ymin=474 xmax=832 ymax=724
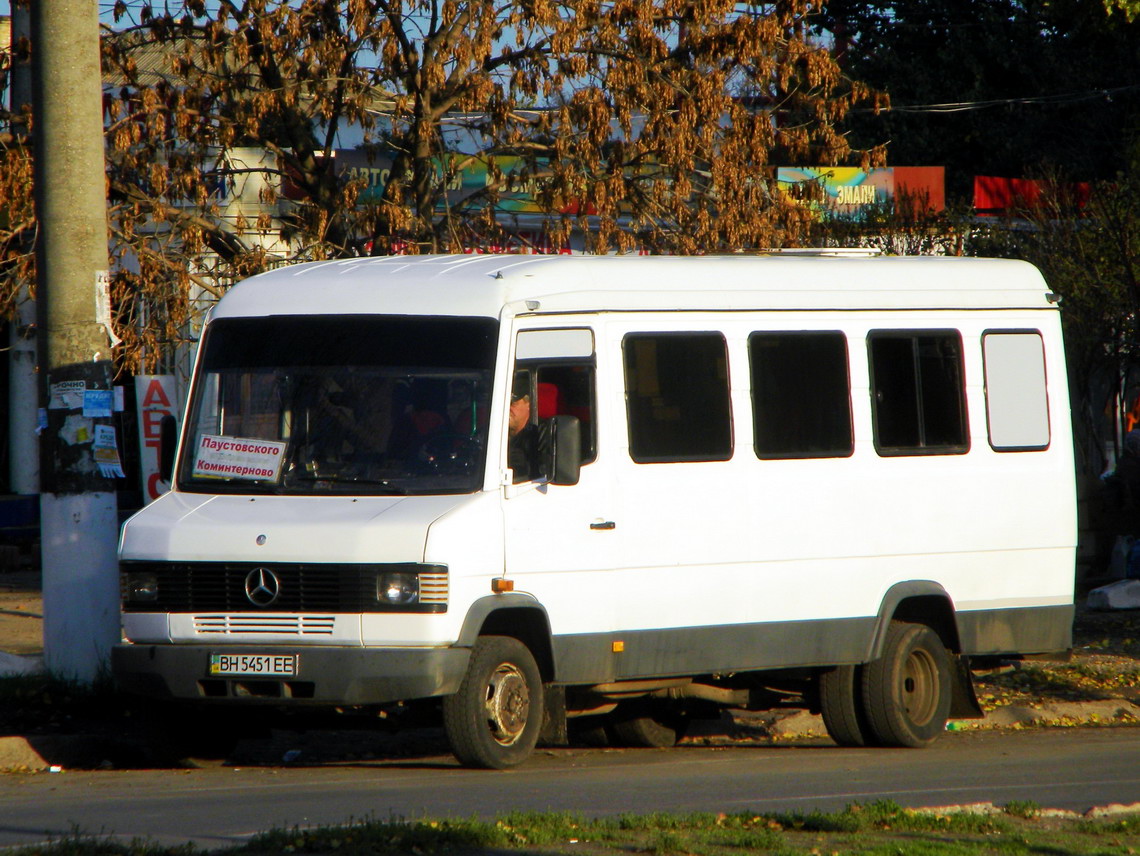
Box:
xmin=0 ymin=736 xmax=49 ymax=771
xmin=975 ymin=698 xmax=1140 ymax=728
xmin=730 ymin=699 xmax=1140 ymax=741
xmin=919 ymin=800 xmax=1140 ymax=818
xmin=0 ymin=651 xmax=43 ymax=678
xmin=0 ymin=733 xmax=165 ymax=772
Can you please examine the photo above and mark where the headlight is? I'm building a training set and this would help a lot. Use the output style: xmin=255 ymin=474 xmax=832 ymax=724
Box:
xmin=123 ymin=572 xmax=159 ymax=603
xmin=377 ymin=571 xmax=419 ymax=606
xmin=363 ymin=564 xmax=446 ymax=612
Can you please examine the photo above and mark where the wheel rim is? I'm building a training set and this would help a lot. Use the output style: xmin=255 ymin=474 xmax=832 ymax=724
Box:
xmin=484 ymin=662 xmax=530 ymax=746
xmin=902 ymin=647 xmax=939 ymax=726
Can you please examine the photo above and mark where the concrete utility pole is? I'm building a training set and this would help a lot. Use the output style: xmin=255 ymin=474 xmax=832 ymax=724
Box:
xmin=32 ymin=0 xmax=121 ymax=682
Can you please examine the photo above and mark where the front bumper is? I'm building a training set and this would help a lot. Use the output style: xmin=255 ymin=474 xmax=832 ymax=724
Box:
xmin=112 ymin=643 xmax=471 ymax=706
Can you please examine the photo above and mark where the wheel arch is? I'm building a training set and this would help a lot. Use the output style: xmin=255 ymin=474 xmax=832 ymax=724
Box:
xmin=867 ymin=581 xmax=983 ymax=721
xmin=868 ymin=581 xmax=962 ymax=660
xmin=456 ymin=594 xmax=556 ymax=682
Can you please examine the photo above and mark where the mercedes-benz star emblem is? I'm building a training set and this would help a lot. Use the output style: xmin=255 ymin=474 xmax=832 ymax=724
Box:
xmin=244 ymin=567 xmax=281 ymax=607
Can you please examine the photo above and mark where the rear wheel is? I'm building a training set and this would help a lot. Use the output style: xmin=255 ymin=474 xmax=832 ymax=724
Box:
xmin=442 ymin=635 xmax=544 ymax=769
xmin=608 ymin=701 xmax=689 ymax=748
xmin=571 ymin=718 xmax=613 ymax=747
xmin=818 ymin=664 xmax=876 ymax=747
xmin=861 ymin=620 xmax=952 ymax=747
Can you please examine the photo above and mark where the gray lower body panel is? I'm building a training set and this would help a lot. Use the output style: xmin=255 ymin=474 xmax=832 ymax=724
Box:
xmin=112 ymin=604 xmax=1072 ymax=705
xmin=112 ymin=643 xmax=470 ymax=706
xmin=550 ymin=604 xmax=1073 ymax=684
xmin=552 ymin=615 xmax=878 ymax=684
xmin=956 ymin=604 xmax=1073 ymax=656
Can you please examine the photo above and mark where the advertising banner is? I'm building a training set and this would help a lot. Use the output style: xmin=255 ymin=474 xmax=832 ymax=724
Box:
xmin=777 ymin=167 xmax=945 ymax=219
xmin=135 ymin=375 xmax=178 ymax=504
xmin=777 ymin=167 xmax=894 ymax=217
xmin=335 ymin=150 xmax=552 ymax=214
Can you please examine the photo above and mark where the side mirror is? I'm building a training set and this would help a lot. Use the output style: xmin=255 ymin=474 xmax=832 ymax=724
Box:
xmin=545 ymin=415 xmax=581 ymax=486
xmin=159 ymin=413 xmax=178 ymax=483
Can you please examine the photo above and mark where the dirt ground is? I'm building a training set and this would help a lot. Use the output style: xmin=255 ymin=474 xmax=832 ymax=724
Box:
xmin=0 ymin=570 xmax=42 ymax=657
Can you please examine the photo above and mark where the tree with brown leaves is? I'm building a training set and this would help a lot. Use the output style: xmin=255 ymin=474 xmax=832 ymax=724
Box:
xmin=2 ymin=1 xmax=882 ymax=374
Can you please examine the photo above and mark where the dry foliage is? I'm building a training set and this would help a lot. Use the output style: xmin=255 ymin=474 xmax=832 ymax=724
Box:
xmin=0 ymin=1 xmax=882 ymax=374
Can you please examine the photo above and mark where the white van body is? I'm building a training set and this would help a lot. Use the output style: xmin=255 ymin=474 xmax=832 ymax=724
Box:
xmin=114 ymin=253 xmax=1077 ymax=767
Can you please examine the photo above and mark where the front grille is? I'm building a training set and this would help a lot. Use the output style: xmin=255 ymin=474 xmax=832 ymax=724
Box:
xmin=193 ymin=614 xmax=337 ymax=635
xmin=121 ymin=561 xmax=448 ymax=613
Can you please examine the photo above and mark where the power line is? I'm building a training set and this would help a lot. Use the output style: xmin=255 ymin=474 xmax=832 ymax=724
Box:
xmin=879 ymin=84 xmax=1140 ymax=114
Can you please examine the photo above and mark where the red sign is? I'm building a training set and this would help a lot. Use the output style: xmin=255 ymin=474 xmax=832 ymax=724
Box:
xmin=974 ymin=176 xmax=1090 ymax=216
xmin=135 ymin=375 xmax=178 ymax=503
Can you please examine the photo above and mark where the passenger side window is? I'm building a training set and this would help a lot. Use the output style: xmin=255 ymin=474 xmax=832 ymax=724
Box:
xmin=624 ymin=332 xmax=732 ymax=463
xmin=750 ymin=331 xmax=853 ymax=459
xmin=983 ymin=331 xmax=1050 ymax=451
xmin=869 ymin=331 xmax=968 ymax=456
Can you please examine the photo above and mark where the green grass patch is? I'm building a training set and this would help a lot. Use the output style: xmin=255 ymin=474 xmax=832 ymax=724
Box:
xmin=12 ymin=804 xmax=1140 ymax=856
xmin=1000 ymin=800 xmax=1040 ymax=819
xmin=772 ymin=800 xmax=1011 ymax=835
xmin=241 ymin=817 xmax=512 ymax=854
xmin=7 ymin=835 xmax=199 ymax=856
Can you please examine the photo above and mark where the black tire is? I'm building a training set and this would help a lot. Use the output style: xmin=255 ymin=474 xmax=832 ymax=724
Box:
xmin=608 ymin=702 xmax=688 ymax=748
xmin=861 ymin=620 xmax=952 ymax=748
xmin=818 ymin=664 xmax=876 ymax=747
xmin=442 ymin=635 xmax=544 ymax=769
xmin=571 ymin=719 xmax=613 ymax=747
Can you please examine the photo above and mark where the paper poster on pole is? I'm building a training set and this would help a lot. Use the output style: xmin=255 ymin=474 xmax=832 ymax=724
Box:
xmin=48 ymin=380 xmax=86 ymax=410
xmin=135 ymin=375 xmax=178 ymax=503
xmin=83 ymin=389 xmax=113 ymax=417
xmin=93 ymin=424 xmax=126 ymax=478
xmin=95 ymin=269 xmax=122 ymax=347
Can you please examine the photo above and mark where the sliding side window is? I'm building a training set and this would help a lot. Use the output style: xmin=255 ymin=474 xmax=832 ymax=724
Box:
xmin=511 ymin=328 xmax=597 ymax=483
xmin=750 ymin=331 xmax=853 ymax=459
xmin=869 ymin=330 xmax=968 ymax=456
xmin=624 ymin=332 xmax=732 ymax=463
xmin=982 ymin=331 xmax=1050 ymax=451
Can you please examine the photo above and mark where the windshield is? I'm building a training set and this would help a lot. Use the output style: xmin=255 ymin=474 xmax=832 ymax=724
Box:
xmin=179 ymin=315 xmax=498 ymax=495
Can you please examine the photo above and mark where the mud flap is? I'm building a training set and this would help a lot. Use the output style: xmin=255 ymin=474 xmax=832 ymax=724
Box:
xmin=539 ymin=684 xmax=569 ymax=745
xmin=949 ymin=654 xmax=985 ymax=719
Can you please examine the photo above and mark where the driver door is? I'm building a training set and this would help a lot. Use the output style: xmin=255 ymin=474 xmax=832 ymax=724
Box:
xmin=502 ymin=323 xmax=622 ymax=675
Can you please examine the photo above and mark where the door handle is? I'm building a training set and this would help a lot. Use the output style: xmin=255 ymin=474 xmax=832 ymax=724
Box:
xmin=590 ymin=520 xmax=616 ymax=530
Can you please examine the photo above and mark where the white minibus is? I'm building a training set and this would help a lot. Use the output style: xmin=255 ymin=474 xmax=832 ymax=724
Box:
xmin=113 ymin=253 xmax=1077 ymax=768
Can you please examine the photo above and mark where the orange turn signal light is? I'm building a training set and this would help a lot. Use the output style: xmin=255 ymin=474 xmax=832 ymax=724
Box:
xmin=491 ymin=578 xmax=514 ymax=593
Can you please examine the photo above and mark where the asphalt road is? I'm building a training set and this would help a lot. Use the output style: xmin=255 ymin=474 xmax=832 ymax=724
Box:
xmin=1 ymin=728 xmax=1139 ymax=851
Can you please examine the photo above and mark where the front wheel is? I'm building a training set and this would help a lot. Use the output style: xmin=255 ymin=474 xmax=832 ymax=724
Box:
xmin=442 ymin=635 xmax=544 ymax=769
xmin=861 ymin=620 xmax=952 ymax=747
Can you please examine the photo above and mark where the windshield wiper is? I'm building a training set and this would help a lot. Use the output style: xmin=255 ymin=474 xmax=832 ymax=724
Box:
xmin=281 ymin=474 xmax=412 ymax=495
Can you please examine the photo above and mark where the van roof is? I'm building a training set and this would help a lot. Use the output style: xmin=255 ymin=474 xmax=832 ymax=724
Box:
xmin=211 ymin=253 xmax=1057 ymax=320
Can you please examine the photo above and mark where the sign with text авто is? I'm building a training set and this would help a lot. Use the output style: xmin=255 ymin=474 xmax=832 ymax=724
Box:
xmin=135 ymin=375 xmax=178 ymax=503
